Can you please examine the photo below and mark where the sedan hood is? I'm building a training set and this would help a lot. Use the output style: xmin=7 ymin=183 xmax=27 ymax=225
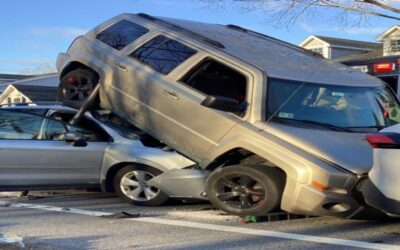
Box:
xmin=263 ymin=123 xmax=372 ymax=174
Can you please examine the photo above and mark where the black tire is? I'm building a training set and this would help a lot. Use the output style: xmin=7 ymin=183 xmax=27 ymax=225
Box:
xmin=58 ymin=68 xmax=99 ymax=109
xmin=205 ymin=165 xmax=284 ymax=216
xmin=113 ymin=165 xmax=169 ymax=206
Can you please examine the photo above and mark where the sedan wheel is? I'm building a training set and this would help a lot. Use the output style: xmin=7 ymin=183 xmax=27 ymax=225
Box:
xmin=120 ymin=170 xmax=160 ymax=201
xmin=114 ymin=165 xmax=169 ymax=206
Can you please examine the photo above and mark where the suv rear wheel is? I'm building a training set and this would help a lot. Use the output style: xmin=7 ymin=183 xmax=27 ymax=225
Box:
xmin=58 ymin=68 xmax=99 ymax=109
xmin=113 ymin=165 xmax=169 ymax=206
xmin=205 ymin=165 xmax=284 ymax=216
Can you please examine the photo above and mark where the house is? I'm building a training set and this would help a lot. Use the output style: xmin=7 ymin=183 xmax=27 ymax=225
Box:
xmin=299 ymin=35 xmax=382 ymax=60
xmin=0 ymin=74 xmax=59 ymax=105
xmin=377 ymin=25 xmax=400 ymax=56
xmin=0 ymin=74 xmax=33 ymax=85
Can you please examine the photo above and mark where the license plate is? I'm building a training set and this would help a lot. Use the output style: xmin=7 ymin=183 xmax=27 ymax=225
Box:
xmin=351 ymin=65 xmax=368 ymax=73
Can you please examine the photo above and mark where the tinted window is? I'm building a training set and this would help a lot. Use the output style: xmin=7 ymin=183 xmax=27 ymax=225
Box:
xmin=181 ymin=59 xmax=247 ymax=102
xmin=96 ymin=20 xmax=149 ymax=50
xmin=0 ymin=110 xmax=44 ymax=139
xmin=130 ymin=35 xmax=196 ymax=74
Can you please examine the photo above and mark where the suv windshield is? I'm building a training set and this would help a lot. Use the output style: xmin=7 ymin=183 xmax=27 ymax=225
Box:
xmin=266 ymin=78 xmax=400 ymax=131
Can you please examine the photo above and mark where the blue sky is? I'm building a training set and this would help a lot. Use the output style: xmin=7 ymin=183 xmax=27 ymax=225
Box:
xmin=0 ymin=0 xmax=397 ymax=74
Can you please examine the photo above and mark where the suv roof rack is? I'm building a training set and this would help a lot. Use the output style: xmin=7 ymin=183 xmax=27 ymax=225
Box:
xmin=137 ymin=13 xmax=225 ymax=49
xmin=226 ymin=24 xmax=322 ymax=57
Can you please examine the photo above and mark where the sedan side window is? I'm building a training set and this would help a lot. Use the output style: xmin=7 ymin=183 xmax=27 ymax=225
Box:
xmin=0 ymin=110 xmax=44 ymax=140
xmin=44 ymin=119 xmax=68 ymax=140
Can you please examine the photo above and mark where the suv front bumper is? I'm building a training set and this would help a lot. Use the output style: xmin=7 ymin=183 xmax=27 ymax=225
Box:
xmin=282 ymin=181 xmax=361 ymax=218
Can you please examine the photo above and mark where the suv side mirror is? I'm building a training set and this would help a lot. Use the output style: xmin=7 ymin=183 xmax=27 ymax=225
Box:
xmin=64 ymin=132 xmax=87 ymax=147
xmin=201 ymin=95 xmax=242 ymax=113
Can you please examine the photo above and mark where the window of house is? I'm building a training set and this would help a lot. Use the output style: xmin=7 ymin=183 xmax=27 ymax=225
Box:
xmin=130 ymin=35 xmax=197 ymax=75
xmin=385 ymin=39 xmax=400 ymax=54
xmin=180 ymin=59 xmax=247 ymax=103
xmin=310 ymin=47 xmax=323 ymax=55
xmin=13 ymin=97 xmax=21 ymax=103
xmin=96 ymin=20 xmax=149 ymax=50
xmin=7 ymin=97 xmax=11 ymax=104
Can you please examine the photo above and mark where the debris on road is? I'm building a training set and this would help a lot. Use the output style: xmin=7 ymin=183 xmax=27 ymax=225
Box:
xmin=0 ymin=234 xmax=25 ymax=248
xmin=101 ymin=211 xmax=140 ymax=219
xmin=241 ymin=212 xmax=315 ymax=223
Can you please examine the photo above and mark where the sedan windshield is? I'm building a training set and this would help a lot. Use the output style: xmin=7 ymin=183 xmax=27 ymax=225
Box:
xmin=266 ymin=78 xmax=400 ymax=131
xmin=92 ymin=111 xmax=141 ymax=140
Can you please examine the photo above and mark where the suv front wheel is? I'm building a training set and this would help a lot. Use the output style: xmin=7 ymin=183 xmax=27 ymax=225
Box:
xmin=205 ymin=165 xmax=284 ymax=216
xmin=58 ymin=68 xmax=99 ymax=109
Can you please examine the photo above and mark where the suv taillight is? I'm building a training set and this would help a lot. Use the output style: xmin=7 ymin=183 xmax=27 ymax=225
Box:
xmin=366 ymin=133 xmax=400 ymax=149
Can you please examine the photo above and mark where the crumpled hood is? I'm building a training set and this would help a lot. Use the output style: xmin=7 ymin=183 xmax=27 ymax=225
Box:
xmin=263 ymin=123 xmax=372 ymax=174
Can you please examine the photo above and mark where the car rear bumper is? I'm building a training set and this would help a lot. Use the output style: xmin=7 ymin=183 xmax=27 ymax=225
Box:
xmin=359 ymin=179 xmax=400 ymax=216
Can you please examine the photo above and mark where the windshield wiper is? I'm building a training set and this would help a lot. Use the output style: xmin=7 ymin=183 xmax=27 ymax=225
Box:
xmin=272 ymin=117 xmax=353 ymax=132
xmin=345 ymin=125 xmax=385 ymax=131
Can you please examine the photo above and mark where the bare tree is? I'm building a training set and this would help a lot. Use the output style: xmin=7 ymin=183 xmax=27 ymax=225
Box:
xmin=201 ymin=0 xmax=400 ymax=26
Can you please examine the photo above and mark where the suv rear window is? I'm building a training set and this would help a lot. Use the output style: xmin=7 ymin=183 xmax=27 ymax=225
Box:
xmin=96 ymin=20 xmax=149 ymax=50
xmin=130 ymin=35 xmax=196 ymax=75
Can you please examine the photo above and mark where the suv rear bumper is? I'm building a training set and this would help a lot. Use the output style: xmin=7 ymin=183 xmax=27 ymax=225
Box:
xmin=359 ymin=179 xmax=400 ymax=216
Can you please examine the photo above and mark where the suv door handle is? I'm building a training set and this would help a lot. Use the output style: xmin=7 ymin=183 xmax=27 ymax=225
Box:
xmin=116 ymin=63 xmax=128 ymax=72
xmin=162 ymin=89 xmax=179 ymax=100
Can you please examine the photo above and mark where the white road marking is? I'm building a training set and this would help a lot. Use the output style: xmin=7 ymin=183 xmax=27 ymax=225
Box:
xmin=0 ymin=200 xmax=399 ymax=250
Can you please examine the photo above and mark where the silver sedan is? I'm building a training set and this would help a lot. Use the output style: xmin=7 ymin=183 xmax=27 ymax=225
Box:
xmin=0 ymin=105 xmax=199 ymax=206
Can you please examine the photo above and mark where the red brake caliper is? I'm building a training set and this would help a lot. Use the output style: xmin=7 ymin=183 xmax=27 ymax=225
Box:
xmin=249 ymin=189 xmax=264 ymax=204
xmin=67 ymin=76 xmax=77 ymax=84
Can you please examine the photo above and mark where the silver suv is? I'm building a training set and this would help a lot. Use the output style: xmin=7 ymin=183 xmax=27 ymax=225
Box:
xmin=56 ymin=13 xmax=400 ymax=217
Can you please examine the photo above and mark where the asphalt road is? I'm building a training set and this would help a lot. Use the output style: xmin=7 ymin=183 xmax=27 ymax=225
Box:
xmin=0 ymin=191 xmax=400 ymax=250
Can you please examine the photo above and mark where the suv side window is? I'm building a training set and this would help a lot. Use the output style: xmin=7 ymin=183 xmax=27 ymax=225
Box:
xmin=0 ymin=110 xmax=44 ymax=139
xmin=130 ymin=35 xmax=197 ymax=75
xmin=180 ymin=59 xmax=247 ymax=102
xmin=96 ymin=20 xmax=149 ymax=50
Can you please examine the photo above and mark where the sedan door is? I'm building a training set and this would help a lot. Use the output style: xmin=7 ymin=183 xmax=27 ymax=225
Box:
xmin=0 ymin=110 xmax=105 ymax=189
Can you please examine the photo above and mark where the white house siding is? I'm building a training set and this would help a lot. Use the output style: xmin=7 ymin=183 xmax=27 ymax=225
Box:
xmin=0 ymin=87 xmax=31 ymax=105
xmin=382 ymin=28 xmax=400 ymax=56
